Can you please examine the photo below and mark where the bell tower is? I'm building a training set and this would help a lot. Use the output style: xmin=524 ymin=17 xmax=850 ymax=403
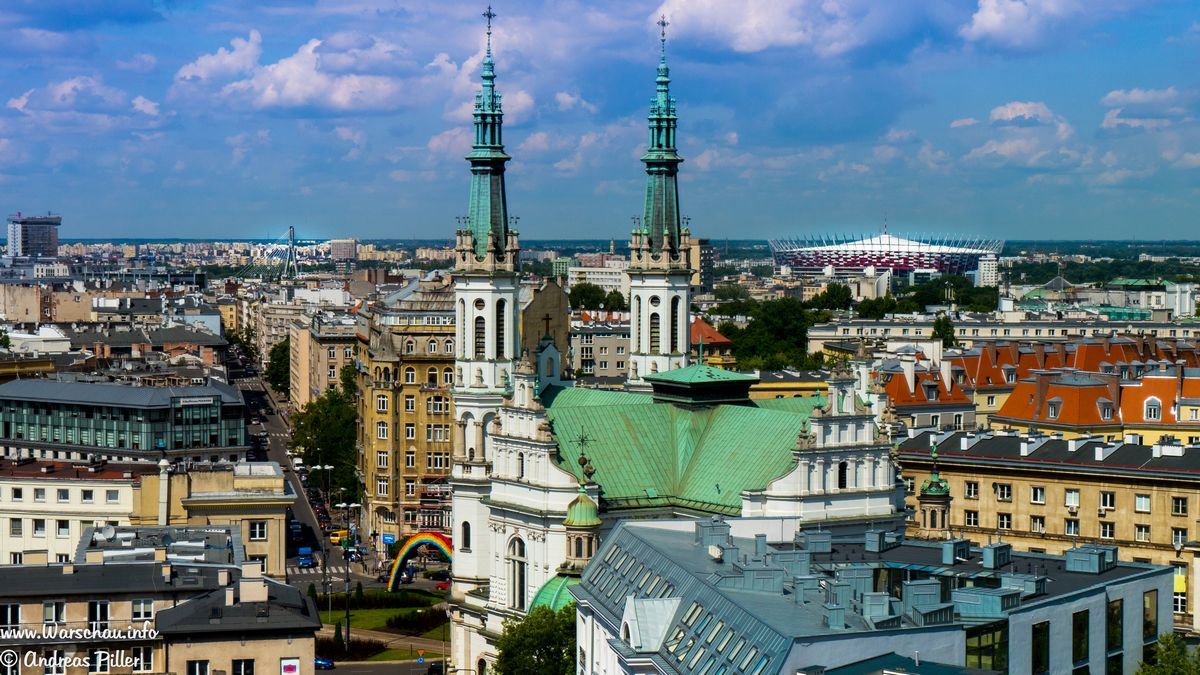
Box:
xmin=627 ymin=15 xmax=691 ymax=388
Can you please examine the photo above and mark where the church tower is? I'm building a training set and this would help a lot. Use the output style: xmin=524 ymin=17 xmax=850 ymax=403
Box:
xmin=627 ymin=16 xmax=692 ymax=388
xmin=451 ymin=5 xmax=520 ymax=595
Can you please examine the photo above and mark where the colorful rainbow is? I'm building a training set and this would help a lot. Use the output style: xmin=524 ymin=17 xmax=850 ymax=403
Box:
xmin=387 ymin=531 xmax=453 ymax=591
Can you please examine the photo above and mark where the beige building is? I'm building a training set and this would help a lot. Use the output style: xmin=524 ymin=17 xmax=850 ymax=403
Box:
xmin=900 ymin=429 xmax=1200 ymax=632
xmin=569 ymin=322 xmax=629 ymax=381
xmin=253 ymin=298 xmax=307 ymax=367
xmin=519 ymin=279 xmax=571 ymax=378
xmin=289 ymin=312 xmax=358 ymax=408
xmin=356 ymin=276 xmax=455 ymax=550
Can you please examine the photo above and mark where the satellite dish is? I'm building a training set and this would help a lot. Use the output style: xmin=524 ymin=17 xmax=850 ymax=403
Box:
xmin=98 ymin=525 xmax=116 ymax=541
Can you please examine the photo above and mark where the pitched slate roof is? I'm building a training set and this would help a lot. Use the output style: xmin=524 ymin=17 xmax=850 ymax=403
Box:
xmin=544 ymin=386 xmax=824 ymax=514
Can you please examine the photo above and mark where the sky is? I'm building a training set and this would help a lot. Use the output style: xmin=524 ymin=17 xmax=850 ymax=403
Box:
xmin=1 ymin=0 xmax=1198 ymax=242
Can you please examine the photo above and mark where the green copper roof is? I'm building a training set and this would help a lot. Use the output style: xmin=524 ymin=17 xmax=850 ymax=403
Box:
xmin=529 ymin=574 xmax=579 ymax=612
xmin=641 ymin=21 xmax=683 ymax=254
xmin=643 ymin=364 xmax=758 ymax=385
xmin=464 ymin=12 xmax=511 ymax=258
xmin=546 ymin=386 xmax=826 ymax=514
xmin=564 ymin=488 xmax=601 ymax=527
xmin=920 ymin=442 xmax=950 ymax=497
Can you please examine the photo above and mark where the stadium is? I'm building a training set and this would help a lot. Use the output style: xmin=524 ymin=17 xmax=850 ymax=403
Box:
xmin=769 ymin=232 xmax=1004 ymax=277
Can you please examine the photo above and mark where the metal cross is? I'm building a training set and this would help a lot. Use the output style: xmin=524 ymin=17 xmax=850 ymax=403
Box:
xmin=542 ymin=313 xmax=552 ymax=338
xmin=657 ymin=14 xmax=669 ymax=41
xmin=483 ymin=6 xmax=496 ymax=36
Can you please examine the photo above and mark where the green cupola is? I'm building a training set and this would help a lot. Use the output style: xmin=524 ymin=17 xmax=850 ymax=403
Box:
xmin=565 ymin=486 xmax=601 ymax=528
xmin=917 ymin=440 xmax=952 ymax=536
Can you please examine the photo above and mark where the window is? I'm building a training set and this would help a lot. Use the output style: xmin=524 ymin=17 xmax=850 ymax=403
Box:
xmin=998 ymin=513 xmax=1012 ymax=530
xmin=965 ymin=510 xmax=979 ymax=527
xmin=1174 ymin=592 xmax=1187 ymax=615
xmin=88 ymin=601 xmax=109 ymax=630
xmin=1031 ymin=621 xmax=1050 ymax=675
xmin=1173 ymin=528 xmax=1187 ymax=547
xmin=0 ymin=604 xmax=18 ymax=628
xmin=10 ymin=488 xmax=21 ymax=501
xmin=1107 ymin=598 xmax=1123 ymax=654
xmin=34 ymin=488 xmax=45 ymax=502
xmin=965 ymin=622 xmax=1009 ymax=671
xmin=904 ymin=477 xmax=915 ymax=495
xmin=996 ymin=483 xmax=1012 ymax=501
xmin=44 ymin=649 xmax=65 ymax=675
xmin=1031 ymin=486 xmax=1045 ymax=504
xmin=461 ymin=522 xmax=471 ymax=551
xmin=132 ymin=599 xmax=153 ymax=621
xmin=131 ymin=646 xmax=153 ymax=673
xmin=1101 ymin=491 xmax=1116 ymax=510
xmin=1136 ymin=524 xmax=1151 ymax=542
xmin=1136 ymin=494 xmax=1151 ymax=513
xmin=377 ymin=478 xmax=389 ymax=497
xmin=1047 ymin=401 xmax=1060 ymax=418
xmin=1066 ymin=519 xmax=1080 ymax=536
xmin=1031 ymin=515 xmax=1045 ymax=533
xmin=43 ymin=600 xmax=64 ymax=624
xmin=33 ymin=519 xmax=45 ymax=536
xmin=405 ymin=451 xmax=415 ymax=468
xmin=81 ymin=489 xmax=94 ymax=503
xmin=404 ymin=395 xmax=415 ymax=412
xmin=1100 ymin=403 xmax=1114 ymax=421
xmin=1146 ymin=398 xmax=1162 ymax=421
xmin=89 ymin=650 xmax=110 ymax=674
xmin=1100 ymin=522 xmax=1115 ymax=539
xmin=1173 ymin=496 xmax=1188 ymax=516
xmin=965 ymin=481 xmax=979 ymax=499
xmin=986 ymin=395 xmax=996 ymax=407
xmin=930 ymin=414 xmax=940 ymax=429
xmin=1073 ymin=610 xmax=1090 ymax=667
xmin=404 ymin=367 xmax=415 ymax=384
xmin=56 ymin=520 xmax=69 ymax=538
xmin=837 ymin=461 xmax=848 ymax=490
xmin=1066 ymin=489 xmax=1081 ymax=508
xmin=106 ymin=489 xmax=119 ymax=504
xmin=232 ymin=660 xmax=253 ymax=675
xmin=1144 ymin=590 xmax=1158 ymax=644
xmin=9 ymin=518 xmax=21 ymax=537
xmin=376 ymin=422 xmax=388 ymax=440
xmin=376 ymin=395 xmax=388 ymax=412
xmin=248 ymin=521 xmax=267 ymax=541
xmin=376 ymin=451 xmax=388 ymax=468
xmin=405 ymin=424 xmax=415 ymax=440
xmin=187 ymin=661 xmax=209 ymax=675
xmin=508 ymin=538 xmax=527 ymax=610
xmin=57 ymin=489 xmax=69 ymax=502
xmin=405 ymin=480 xmax=415 ymax=496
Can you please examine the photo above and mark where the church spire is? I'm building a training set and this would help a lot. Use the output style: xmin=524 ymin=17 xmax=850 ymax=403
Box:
xmin=641 ymin=14 xmax=683 ymax=255
xmin=463 ymin=4 xmax=511 ymax=261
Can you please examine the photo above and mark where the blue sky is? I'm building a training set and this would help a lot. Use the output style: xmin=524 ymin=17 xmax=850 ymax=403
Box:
xmin=2 ymin=0 xmax=1198 ymax=242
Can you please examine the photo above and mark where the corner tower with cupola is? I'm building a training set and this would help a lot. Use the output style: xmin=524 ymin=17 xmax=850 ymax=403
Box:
xmin=627 ymin=16 xmax=692 ymax=389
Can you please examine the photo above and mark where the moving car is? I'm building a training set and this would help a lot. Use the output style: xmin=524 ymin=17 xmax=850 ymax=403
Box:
xmin=314 ymin=657 xmax=334 ymax=670
xmin=297 ymin=547 xmax=316 ymax=569
xmin=329 ymin=530 xmax=349 ymax=546
xmin=434 ymin=581 xmax=450 ymax=592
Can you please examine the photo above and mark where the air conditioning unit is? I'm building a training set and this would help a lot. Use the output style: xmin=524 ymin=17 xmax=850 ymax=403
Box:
xmin=1067 ymin=505 xmax=1078 ymax=515
xmin=1098 ymin=507 xmax=1107 ymax=516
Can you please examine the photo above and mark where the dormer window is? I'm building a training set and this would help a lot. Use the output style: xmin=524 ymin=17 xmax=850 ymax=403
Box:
xmin=1047 ymin=399 xmax=1061 ymax=419
xmin=1099 ymin=402 xmax=1113 ymax=421
xmin=1004 ymin=368 xmax=1016 ymax=384
xmin=1146 ymin=398 xmax=1162 ymax=421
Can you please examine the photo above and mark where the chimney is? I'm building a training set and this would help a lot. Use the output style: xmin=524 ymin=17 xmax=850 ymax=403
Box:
xmin=901 ymin=356 xmax=917 ymax=395
xmin=157 ymin=459 xmax=170 ymax=526
xmin=939 ymin=360 xmax=952 ymax=391
xmin=162 ymin=563 xmax=172 ymax=583
xmin=153 ymin=547 xmax=167 ymax=562
xmin=218 ymin=568 xmax=230 ymax=586
xmin=754 ymin=534 xmax=767 ymax=559
xmin=62 ymin=564 xmax=75 ymax=575
xmin=85 ymin=549 xmax=104 ymax=564
xmin=225 ymin=586 xmax=236 ymax=606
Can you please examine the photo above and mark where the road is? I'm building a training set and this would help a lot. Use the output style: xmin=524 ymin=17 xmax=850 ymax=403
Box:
xmin=333 ymin=663 xmax=444 ymax=675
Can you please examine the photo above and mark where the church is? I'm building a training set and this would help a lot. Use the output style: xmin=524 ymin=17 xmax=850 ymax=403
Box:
xmin=445 ymin=12 xmax=906 ymax=673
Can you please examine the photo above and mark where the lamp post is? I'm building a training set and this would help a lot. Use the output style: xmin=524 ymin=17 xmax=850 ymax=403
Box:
xmin=314 ymin=464 xmax=335 ymax=616
xmin=335 ymin=501 xmax=361 ymax=646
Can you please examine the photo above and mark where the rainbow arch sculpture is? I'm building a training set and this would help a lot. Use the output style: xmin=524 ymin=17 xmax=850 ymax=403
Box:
xmin=386 ymin=531 xmax=452 ymax=591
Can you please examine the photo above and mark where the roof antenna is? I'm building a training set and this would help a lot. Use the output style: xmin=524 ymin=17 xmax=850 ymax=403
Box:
xmin=882 ymin=211 xmax=888 ymax=235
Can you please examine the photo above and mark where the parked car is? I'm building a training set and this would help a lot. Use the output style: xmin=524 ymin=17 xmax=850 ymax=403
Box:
xmin=434 ymin=581 xmax=450 ymax=592
xmin=314 ymin=657 xmax=335 ymax=670
xmin=427 ymin=569 xmax=451 ymax=581
xmin=425 ymin=663 xmax=443 ymax=675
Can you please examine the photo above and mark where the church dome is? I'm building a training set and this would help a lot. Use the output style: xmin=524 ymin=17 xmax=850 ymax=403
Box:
xmin=564 ymin=488 xmax=601 ymax=528
xmin=530 ymin=573 xmax=580 ymax=612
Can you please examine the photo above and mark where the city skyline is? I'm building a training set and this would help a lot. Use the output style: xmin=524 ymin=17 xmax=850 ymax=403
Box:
xmin=2 ymin=1 xmax=1198 ymax=241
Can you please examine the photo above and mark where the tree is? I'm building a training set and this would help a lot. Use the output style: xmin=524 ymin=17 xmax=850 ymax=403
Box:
xmin=354 ymin=581 xmax=365 ymax=605
xmin=307 ymin=583 xmax=318 ymax=604
xmin=568 ymin=282 xmax=607 ymax=310
xmin=603 ymin=290 xmax=628 ymax=311
xmin=291 ymin=378 xmax=359 ymax=500
xmin=265 ymin=337 xmax=291 ymax=393
xmin=0 ymin=329 xmax=10 ymax=351
xmin=810 ymin=283 xmax=852 ymax=310
xmin=494 ymin=604 xmax=576 ymax=675
xmin=932 ymin=314 xmax=957 ymax=347
xmin=723 ymin=297 xmax=823 ymax=370
xmin=714 ymin=283 xmax=751 ymax=302
xmin=332 ymin=620 xmax=345 ymax=655
xmin=339 ymin=363 xmax=358 ymax=399
xmin=1137 ymin=632 xmax=1200 ymax=673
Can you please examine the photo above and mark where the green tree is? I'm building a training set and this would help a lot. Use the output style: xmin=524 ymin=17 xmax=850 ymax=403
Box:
xmin=714 ymin=283 xmax=751 ymax=302
xmin=568 ymin=282 xmax=607 ymax=310
xmin=333 ymin=620 xmax=345 ymax=655
xmin=1137 ymin=632 xmax=1200 ymax=674
xmin=0 ymin=329 xmax=10 ymax=351
xmin=723 ymin=297 xmax=823 ymax=370
xmin=339 ymin=363 xmax=358 ymax=399
xmin=291 ymin=378 xmax=359 ymax=499
xmin=354 ymin=581 xmax=365 ymax=605
xmin=265 ymin=337 xmax=291 ymax=393
xmin=494 ymin=604 xmax=576 ymax=675
xmin=857 ymin=295 xmax=897 ymax=320
xmin=811 ymin=283 xmax=852 ymax=310
xmin=603 ymin=290 xmax=628 ymax=311
xmin=932 ymin=314 xmax=957 ymax=347
xmin=307 ymin=583 xmax=318 ymax=604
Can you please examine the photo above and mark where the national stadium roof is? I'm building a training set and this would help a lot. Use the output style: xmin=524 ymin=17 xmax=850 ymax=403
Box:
xmin=770 ymin=232 xmax=1003 ymax=256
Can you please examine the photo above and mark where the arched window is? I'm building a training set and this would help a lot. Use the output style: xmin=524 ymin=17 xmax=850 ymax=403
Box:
xmin=461 ymin=522 xmax=471 ymax=551
xmin=478 ymin=660 xmax=487 ymax=675
xmin=404 ymin=367 xmax=415 ymax=384
xmin=445 ymin=339 xmax=454 ymax=354
xmin=495 ymin=299 xmax=507 ymax=359
xmin=649 ymin=313 xmax=661 ymax=354
xmin=517 ymin=453 xmax=525 ymax=479
xmin=443 ymin=368 xmax=454 ymax=385
xmin=404 ymin=340 xmax=415 ymax=354
xmin=837 ymin=461 xmax=849 ymax=490
xmin=382 ymin=367 xmax=391 ymax=383
xmin=427 ymin=368 xmax=438 ymax=385
xmin=427 ymin=340 xmax=437 ymax=353
xmin=507 ymin=538 xmax=527 ymax=610
xmin=376 ymin=422 xmax=388 ymax=440
xmin=574 ymin=537 xmax=583 ymax=558
xmin=670 ymin=296 xmax=681 ymax=353
xmin=474 ymin=316 xmax=486 ymax=360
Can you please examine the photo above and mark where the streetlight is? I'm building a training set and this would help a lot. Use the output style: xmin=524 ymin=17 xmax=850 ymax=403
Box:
xmin=335 ymin=501 xmax=361 ymax=646
xmin=313 ymin=464 xmax=335 ymax=616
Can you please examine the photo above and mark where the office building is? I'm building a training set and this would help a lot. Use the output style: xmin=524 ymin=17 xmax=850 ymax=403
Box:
xmin=6 ymin=213 xmax=61 ymax=258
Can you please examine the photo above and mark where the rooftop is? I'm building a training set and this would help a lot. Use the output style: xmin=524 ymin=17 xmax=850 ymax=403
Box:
xmin=0 ymin=377 xmax=244 ymax=408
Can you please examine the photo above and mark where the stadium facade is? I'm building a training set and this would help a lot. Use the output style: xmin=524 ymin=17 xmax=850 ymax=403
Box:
xmin=770 ymin=232 xmax=1003 ymax=278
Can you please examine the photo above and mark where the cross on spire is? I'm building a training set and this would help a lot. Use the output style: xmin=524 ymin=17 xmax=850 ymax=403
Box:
xmin=483 ymin=5 xmax=496 ymax=53
xmin=657 ymin=14 xmax=669 ymax=56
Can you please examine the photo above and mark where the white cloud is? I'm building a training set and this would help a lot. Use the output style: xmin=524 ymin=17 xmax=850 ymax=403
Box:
xmin=724 ymin=132 xmax=739 ymax=145
xmin=131 ymin=96 xmax=159 ymax=116
xmin=872 ymin=145 xmax=900 ymax=162
xmin=116 ymin=53 xmax=158 ymax=73
xmin=965 ymin=137 xmax=1040 ymax=162
xmin=221 ymin=39 xmax=404 ymax=111
xmin=555 ymin=91 xmax=597 ymax=113
xmin=950 ymin=117 xmax=979 ymax=128
xmin=989 ymin=100 xmax=1073 ymax=140
xmin=882 ymin=128 xmax=915 ymax=143
xmin=176 ymin=31 xmax=262 ymax=83
xmin=225 ymin=129 xmax=269 ymax=164
xmin=1101 ymin=108 xmax=1171 ymax=131
xmin=1175 ymin=153 xmax=1200 ymax=169
xmin=693 ymin=148 xmax=720 ymax=171
xmin=334 ymin=126 xmax=366 ymax=160
xmin=517 ymin=131 xmax=573 ymax=154
xmin=427 ymin=127 xmax=472 ymax=157
xmin=1091 ymin=167 xmax=1155 ymax=186
xmin=817 ymin=160 xmax=870 ymax=181
xmin=917 ymin=142 xmax=949 ymax=169
xmin=958 ymin=0 xmax=1131 ymax=50
xmin=1101 ymin=87 xmax=1178 ymax=107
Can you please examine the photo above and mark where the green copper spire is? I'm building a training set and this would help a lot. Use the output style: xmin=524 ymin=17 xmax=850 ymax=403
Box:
xmin=464 ymin=5 xmax=510 ymax=259
xmin=641 ymin=15 xmax=683 ymax=254
xmin=920 ymin=440 xmax=950 ymax=497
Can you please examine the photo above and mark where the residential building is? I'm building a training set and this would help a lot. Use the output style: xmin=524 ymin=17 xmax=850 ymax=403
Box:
xmin=574 ymin=515 xmax=1171 ymax=674
xmin=68 ymin=325 xmax=228 ymax=366
xmin=875 ymin=355 xmax=976 ymax=431
xmin=570 ymin=322 xmax=630 ymax=380
xmin=356 ymin=275 xmax=455 ymax=549
xmin=289 ymin=312 xmax=357 ymax=408
xmin=899 ymin=428 xmax=1200 ymax=632
xmin=689 ymin=318 xmax=733 ymax=369
xmin=0 ymin=378 xmax=248 ymax=464
xmin=688 ymin=238 xmax=714 ymax=294
xmin=329 ymin=238 xmax=358 ymax=261
xmin=6 ymin=213 xmax=61 ymax=258
xmin=747 ymin=369 xmax=829 ymax=400
xmin=567 ymin=262 xmax=631 ymax=297
xmin=552 ymin=256 xmax=578 ymax=278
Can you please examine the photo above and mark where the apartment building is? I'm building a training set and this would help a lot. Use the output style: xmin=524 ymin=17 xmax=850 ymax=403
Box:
xmin=355 ymin=276 xmax=455 ymax=551
xmin=569 ymin=322 xmax=629 ymax=380
xmin=288 ymin=312 xmax=357 ymax=408
xmin=899 ymin=429 xmax=1200 ymax=632
xmin=876 ymin=355 xmax=976 ymax=431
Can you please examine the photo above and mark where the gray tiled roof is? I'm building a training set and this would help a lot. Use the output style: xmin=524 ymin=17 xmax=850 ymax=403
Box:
xmin=0 ymin=378 xmax=244 ymax=408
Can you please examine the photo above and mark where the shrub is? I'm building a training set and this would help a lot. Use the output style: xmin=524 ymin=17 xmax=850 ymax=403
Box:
xmin=385 ymin=608 xmax=446 ymax=635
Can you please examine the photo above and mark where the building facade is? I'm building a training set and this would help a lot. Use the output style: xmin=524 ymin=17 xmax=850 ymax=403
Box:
xmin=289 ymin=312 xmax=357 ymax=408
xmin=6 ymin=213 xmax=61 ymax=258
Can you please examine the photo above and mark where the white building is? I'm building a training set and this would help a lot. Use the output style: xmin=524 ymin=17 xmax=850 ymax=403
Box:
xmin=566 ymin=262 xmax=630 ymax=297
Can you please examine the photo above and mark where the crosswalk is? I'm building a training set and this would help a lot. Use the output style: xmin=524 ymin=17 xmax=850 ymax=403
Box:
xmin=287 ymin=564 xmax=350 ymax=578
